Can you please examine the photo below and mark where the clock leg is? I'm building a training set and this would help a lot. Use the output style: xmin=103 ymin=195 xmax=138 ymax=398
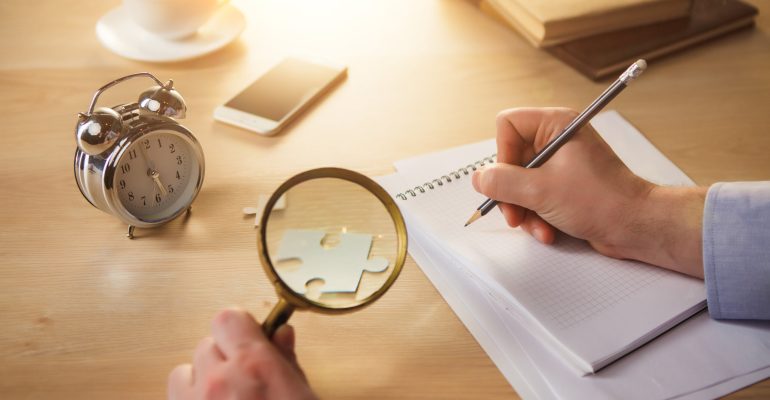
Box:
xmin=187 ymin=206 xmax=192 ymax=214
xmin=127 ymin=225 xmax=135 ymax=239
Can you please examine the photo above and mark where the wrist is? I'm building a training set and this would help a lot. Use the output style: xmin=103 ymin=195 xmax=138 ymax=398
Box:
xmin=622 ymin=185 xmax=706 ymax=278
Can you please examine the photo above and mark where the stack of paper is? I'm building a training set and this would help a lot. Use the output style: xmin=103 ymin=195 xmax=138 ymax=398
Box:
xmin=377 ymin=111 xmax=770 ymax=398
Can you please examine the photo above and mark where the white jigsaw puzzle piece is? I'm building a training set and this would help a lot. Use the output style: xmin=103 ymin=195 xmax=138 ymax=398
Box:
xmin=243 ymin=194 xmax=287 ymax=227
xmin=274 ymin=229 xmax=389 ymax=294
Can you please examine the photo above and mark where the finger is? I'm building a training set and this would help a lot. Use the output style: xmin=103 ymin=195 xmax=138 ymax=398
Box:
xmin=496 ymin=107 xmax=578 ymax=165
xmin=492 ymin=108 xmax=579 ymax=222
xmin=473 ymin=164 xmax=544 ymax=212
xmin=471 ymin=169 xmax=481 ymax=192
xmin=495 ymin=109 xmax=529 ymax=166
xmin=193 ymin=336 xmax=225 ymax=383
xmin=498 ymin=203 xmax=525 ymax=227
xmin=167 ymin=363 xmax=194 ymax=400
xmin=211 ymin=308 xmax=266 ymax=359
xmin=272 ymin=325 xmax=296 ymax=362
xmin=472 ymin=170 xmax=526 ymax=226
xmin=272 ymin=325 xmax=308 ymax=381
xmin=520 ymin=211 xmax=556 ymax=244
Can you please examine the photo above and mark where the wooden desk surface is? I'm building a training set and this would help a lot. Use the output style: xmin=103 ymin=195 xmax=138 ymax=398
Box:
xmin=1 ymin=0 xmax=769 ymax=398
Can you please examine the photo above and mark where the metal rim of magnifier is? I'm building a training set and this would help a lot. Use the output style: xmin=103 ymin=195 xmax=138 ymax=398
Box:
xmin=257 ymin=167 xmax=408 ymax=314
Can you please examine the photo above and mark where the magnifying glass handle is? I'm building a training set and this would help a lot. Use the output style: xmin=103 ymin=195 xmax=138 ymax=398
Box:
xmin=263 ymin=298 xmax=295 ymax=338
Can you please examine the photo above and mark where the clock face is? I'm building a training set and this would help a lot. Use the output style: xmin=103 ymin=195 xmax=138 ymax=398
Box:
xmin=113 ymin=130 xmax=201 ymax=223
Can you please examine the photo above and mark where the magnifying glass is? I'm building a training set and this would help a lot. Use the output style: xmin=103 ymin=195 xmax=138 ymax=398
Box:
xmin=258 ymin=168 xmax=407 ymax=337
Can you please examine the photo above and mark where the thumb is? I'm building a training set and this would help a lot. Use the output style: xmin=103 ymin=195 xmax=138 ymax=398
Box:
xmin=472 ymin=164 xmax=544 ymax=211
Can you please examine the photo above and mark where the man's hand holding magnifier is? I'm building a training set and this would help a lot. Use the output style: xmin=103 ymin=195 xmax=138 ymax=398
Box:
xmin=168 ymin=308 xmax=317 ymax=400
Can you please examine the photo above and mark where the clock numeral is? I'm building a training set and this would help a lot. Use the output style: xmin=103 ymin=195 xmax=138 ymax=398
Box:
xmin=176 ymin=155 xmax=183 ymax=165
xmin=141 ymin=196 xmax=146 ymax=206
xmin=168 ymin=184 xmax=174 ymax=193
xmin=157 ymin=138 xmax=163 ymax=148
xmin=128 ymin=192 xmax=134 ymax=201
xmin=119 ymin=179 xmax=126 ymax=190
xmin=128 ymin=149 xmax=137 ymax=160
xmin=143 ymin=139 xmax=151 ymax=150
xmin=169 ymin=143 xmax=175 ymax=154
xmin=121 ymin=163 xmax=131 ymax=174
xmin=155 ymin=193 xmax=162 ymax=203
xmin=176 ymin=170 xmax=181 ymax=180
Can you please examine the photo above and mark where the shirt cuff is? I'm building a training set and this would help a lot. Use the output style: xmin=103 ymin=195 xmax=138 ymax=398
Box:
xmin=703 ymin=181 xmax=770 ymax=320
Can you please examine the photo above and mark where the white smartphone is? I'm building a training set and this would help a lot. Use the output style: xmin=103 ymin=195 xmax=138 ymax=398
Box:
xmin=214 ymin=57 xmax=347 ymax=136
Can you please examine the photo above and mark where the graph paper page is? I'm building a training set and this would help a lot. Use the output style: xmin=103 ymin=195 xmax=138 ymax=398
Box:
xmin=381 ymin=111 xmax=705 ymax=373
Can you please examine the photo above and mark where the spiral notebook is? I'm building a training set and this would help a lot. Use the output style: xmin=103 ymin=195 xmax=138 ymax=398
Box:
xmin=376 ymin=111 xmax=706 ymax=374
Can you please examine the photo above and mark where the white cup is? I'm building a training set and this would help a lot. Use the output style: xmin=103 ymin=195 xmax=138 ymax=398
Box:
xmin=123 ymin=0 xmax=228 ymax=40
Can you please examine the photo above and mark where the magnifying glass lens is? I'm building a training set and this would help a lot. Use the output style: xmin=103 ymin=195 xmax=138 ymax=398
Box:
xmin=264 ymin=176 xmax=400 ymax=309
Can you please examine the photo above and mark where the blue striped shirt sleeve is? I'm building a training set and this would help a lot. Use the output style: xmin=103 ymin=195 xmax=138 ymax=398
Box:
xmin=703 ymin=181 xmax=770 ymax=320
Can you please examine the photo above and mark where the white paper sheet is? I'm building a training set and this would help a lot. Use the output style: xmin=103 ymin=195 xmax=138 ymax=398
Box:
xmin=405 ymin=220 xmax=770 ymax=399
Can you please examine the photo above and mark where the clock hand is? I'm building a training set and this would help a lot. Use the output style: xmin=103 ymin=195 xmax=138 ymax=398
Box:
xmin=138 ymin=140 xmax=158 ymax=171
xmin=150 ymin=170 xmax=168 ymax=196
xmin=137 ymin=139 xmax=167 ymax=196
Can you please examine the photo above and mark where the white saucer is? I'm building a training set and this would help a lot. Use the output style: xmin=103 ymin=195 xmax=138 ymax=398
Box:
xmin=96 ymin=4 xmax=246 ymax=63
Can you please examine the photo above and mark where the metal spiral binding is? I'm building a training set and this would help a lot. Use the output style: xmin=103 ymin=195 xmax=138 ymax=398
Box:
xmin=395 ymin=154 xmax=496 ymax=200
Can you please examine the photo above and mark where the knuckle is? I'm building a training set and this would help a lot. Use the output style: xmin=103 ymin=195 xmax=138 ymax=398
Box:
xmin=495 ymin=108 xmax=524 ymax=127
xmin=201 ymin=370 xmax=228 ymax=399
xmin=554 ymin=107 xmax=578 ymax=118
xmin=209 ymin=362 xmax=269 ymax=399
xmin=195 ymin=336 xmax=214 ymax=353
xmin=168 ymin=364 xmax=187 ymax=383
xmin=213 ymin=308 xmax=237 ymax=325
xmin=235 ymin=343 xmax=273 ymax=377
xmin=553 ymin=107 xmax=579 ymax=124
xmin=237 ymin=357 xmax=265 ymax=379
xmin=495 ymin=109 xmax=513 ymax=123
xmin=490 ymin=170 xmax=508 ymax=200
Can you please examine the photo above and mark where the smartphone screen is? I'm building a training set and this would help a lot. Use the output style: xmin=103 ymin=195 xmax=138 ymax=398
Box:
xmin=224 ymin=58 xmax=344 ymax=123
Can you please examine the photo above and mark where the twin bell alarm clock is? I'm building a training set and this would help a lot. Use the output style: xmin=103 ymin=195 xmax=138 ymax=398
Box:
xmin=74 ymin=72 xmax=205 ymax=238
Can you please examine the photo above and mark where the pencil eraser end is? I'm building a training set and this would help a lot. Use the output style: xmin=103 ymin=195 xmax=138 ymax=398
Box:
xmin=620 ymin=60 xmax=647 ymax=84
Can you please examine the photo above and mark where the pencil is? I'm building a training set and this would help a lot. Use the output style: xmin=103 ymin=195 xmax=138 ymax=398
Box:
xmin=465 ymin=59 xmax=647 ymax=227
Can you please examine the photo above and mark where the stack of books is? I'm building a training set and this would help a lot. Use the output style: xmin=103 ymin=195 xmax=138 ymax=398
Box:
xmin=479 ymin=0 xmax=759 ymax=80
